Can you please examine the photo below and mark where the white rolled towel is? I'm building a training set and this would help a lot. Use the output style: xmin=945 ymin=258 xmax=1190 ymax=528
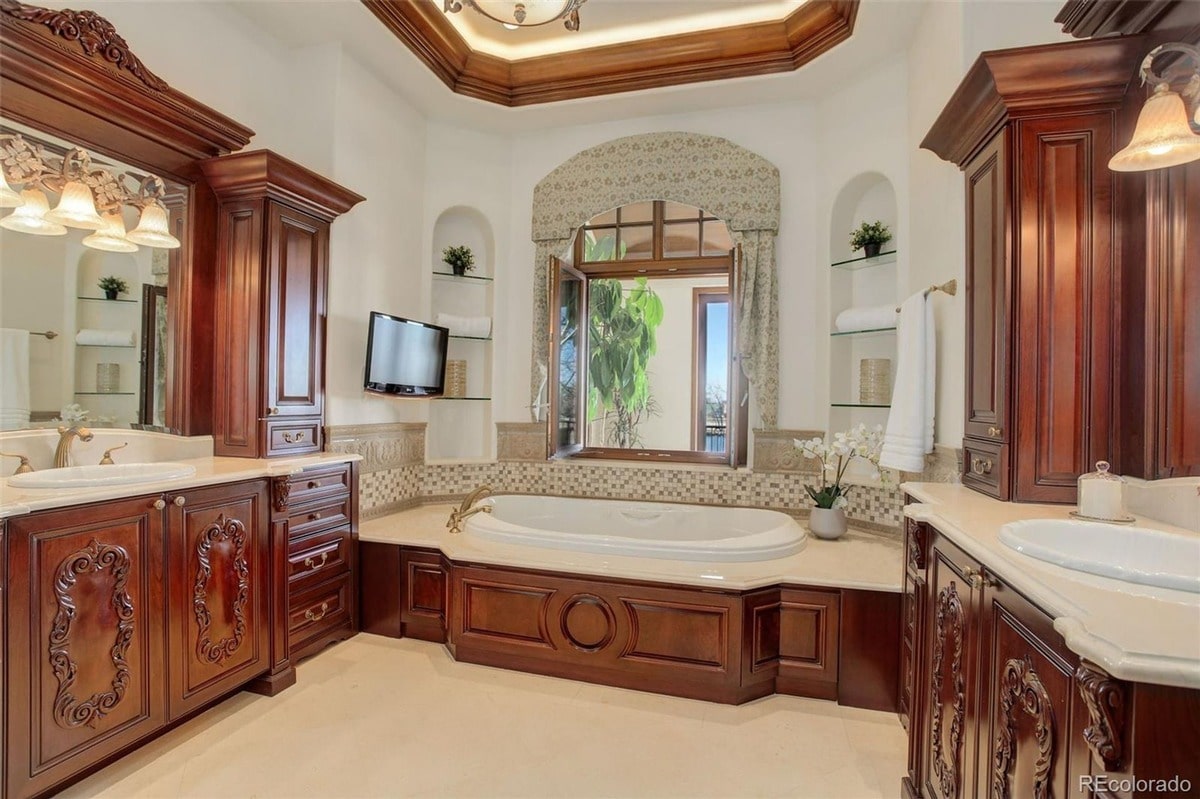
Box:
xmin=435 ymin=314 xmax=492 ymax=338
xmin=76 ymin=329 xmax=135 ymax=347
xmin=834 ymin=304 xmax=899 ymax=333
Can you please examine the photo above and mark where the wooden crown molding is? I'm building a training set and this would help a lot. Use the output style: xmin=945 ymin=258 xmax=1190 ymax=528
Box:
xmin=920 ymin=36 xmax=1145 ymax=167
xmin=0 ymin=0 xmax=253 ymax=176
xmin=1056 ymin=0 xmax=1185 ymax=37
xmin=362 ymin=0 xmax=860 ymax=107
xmin=200 ymin=150 xmax=365 ymax=221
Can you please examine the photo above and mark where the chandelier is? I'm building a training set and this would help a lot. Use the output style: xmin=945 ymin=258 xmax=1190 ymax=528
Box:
xmin=443 ymin=0 xmax=586 ymax=31
xmin=0 ymin=133 xmax=181 ymax=251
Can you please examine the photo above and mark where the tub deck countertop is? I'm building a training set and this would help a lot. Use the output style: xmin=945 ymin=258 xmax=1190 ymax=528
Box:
xmin=360 ymin=503 xmax=904 ymax=593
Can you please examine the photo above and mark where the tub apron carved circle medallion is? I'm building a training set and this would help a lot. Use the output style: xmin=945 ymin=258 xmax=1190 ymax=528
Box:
xmin=559 ymin=593 xmax=617 ymax=652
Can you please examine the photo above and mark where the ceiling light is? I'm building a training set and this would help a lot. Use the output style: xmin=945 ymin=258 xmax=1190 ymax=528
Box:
xmin=82 ymin=212 xmax=139 ymax=253
xmin=45 ymin=179 xmax=106 ymax=230
xmin=1110 ymin=43 xmax=1200 ymax=172
xmin=0 ymin=188 xmax=67 ymax=236
xmin=125 ymin=200 xmax=180 ymax=249
xmin=444 ymin=0 xmax=585 ymax=31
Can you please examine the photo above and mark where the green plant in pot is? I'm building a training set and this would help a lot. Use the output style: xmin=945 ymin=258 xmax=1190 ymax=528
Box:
xmin=97 ymin=275 xmax=129 ymax=301
xmin=849 ymin=220 xmax=892 ymax=259
xmin=794 ymin=424 xmax=886 ymax=540
xmin=442 ymin=245 xmax=475 ymax=276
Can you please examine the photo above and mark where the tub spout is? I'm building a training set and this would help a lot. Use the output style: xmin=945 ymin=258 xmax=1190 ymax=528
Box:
xmin=458 ymin=484 xmax=493 ymax=514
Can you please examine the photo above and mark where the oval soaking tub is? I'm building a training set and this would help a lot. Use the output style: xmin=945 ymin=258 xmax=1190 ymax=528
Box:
xmin=463 ymin=495 xmax=806 ymax=562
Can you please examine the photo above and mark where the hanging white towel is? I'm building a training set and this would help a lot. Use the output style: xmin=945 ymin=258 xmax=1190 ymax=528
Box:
xmin=879 ymin=292 xmax=935 ymax=472
xmin=75 ymin=329 xmax=135 ymax=347
xmin=0 ymin=328 xmax=31 ymax=430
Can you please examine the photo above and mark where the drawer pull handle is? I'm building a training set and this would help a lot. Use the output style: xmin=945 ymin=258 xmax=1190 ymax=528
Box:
xmin=987 ymin=426 xmax=1002 ymax=438
xmin=971 ymin=457 xmax=994 ymax=476
xmin=309 ymin=512 xmax=322 ymax=521
xmin=963 ymin=567 xmax=996 ymax=590
xmin=305 ymin=602 xmax=329 ymax=622
xmin=153 ymin=498 xmax=166 ymax=510
xmin=304 ymin=552 xmax=330 ymax=571
xmin=283 ymin=432 xmax=306 ymax=444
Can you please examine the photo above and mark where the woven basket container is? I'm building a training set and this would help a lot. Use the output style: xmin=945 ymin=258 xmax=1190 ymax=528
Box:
xmin=444 ymin=359 xmax=467 ymax=398
xmin=859 ymin=358 xmax=892 ymax=405
xmin=96 ymin=363 xmax=120 ymax=394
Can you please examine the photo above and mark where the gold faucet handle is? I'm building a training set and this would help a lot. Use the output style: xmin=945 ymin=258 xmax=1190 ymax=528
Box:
xmin=1 ymin=452 xmax=34 ymax=475
xmin=99 ymin=443 xmax=128 ymax=465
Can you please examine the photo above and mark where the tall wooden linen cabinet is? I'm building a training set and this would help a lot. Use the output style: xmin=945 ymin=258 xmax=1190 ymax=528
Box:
xmin=922 ymin=35 xmax=1200 ymax=502
xmin=201 ymin=151 xmax=365 ymax=458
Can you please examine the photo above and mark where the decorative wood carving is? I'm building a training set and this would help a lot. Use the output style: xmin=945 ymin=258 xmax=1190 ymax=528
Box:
xmin=930 ymin=581 xmax=966 ymax=799
xmin=361 ymin=0 xmax=859 ymax=107
xmin=271 ymin=476 xmax=291 ymax=513
xmin=1076 ymin=662 xmax=1126 ymax=770
xmin=906 ymin=518 xmax=927 ymax=572
xmin=192 ymin=514 xmax=250 ymax=665
xmin=992 ymin=656 xmax=1055 ymax=799
xmin=559 ymin=593 xmax=616 ymax=653
xmin=48 ymin=539 xmax=135 ymax=729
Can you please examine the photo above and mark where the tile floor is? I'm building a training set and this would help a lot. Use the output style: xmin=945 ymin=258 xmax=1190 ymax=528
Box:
xmin=61 ymin=636 xmax=907 ymax=798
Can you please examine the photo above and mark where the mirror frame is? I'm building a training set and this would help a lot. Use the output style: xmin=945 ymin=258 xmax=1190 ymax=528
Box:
xmin=0 ymin=2 xmax=254 ymax=435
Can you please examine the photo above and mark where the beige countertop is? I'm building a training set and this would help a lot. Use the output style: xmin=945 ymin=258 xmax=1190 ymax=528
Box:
xmin=360 ymin=503 xmax=905 ymax=593
xmin=0 ymin=453 xmax=360 ymax=519
xmin=903 ymin=482 xmax=1200 ymax=690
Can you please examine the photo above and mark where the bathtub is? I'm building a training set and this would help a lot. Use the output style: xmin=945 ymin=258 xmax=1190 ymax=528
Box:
xmin=463 ymin=495 xmax=806 ymax=562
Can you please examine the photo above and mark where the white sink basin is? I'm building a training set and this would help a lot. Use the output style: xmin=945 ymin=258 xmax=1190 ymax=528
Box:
xmin=999 ymin=519 xmax=1200 ymax=594
xmin=8 ymin=462 xmax=196 ymax=489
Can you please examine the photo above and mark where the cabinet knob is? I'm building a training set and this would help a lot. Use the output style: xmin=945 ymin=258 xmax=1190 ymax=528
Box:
xmin=987 ymin=426 xmax=1002 ymax=438
xmin=308 ymin=480 xmax=319 ymax=489
xmin=269 ymin=407 xmax=279 ymax=416
xmin=308 ymin=511 xmax=322 ymax=521
xmin=282 ymin=431 xmax=306 ymax=444
xmin=153 ymin=498 xmax=166 ymax=510
xmin=304 ymin=601 xmax=329 ymax=622
xmin=173 ymin=495 xmax=186 ymax=507
xmin=304 ymin=552 xmax=330 ymax=571
xmin=970 ymin=457 xmax=994 ymax=476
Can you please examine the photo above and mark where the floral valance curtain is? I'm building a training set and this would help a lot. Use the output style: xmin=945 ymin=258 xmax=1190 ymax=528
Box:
xmin=530 ymin=131 xmax=782 ymax=427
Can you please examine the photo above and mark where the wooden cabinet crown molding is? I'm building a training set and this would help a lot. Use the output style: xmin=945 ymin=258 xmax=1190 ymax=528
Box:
xmin=1056 ymin=0 xmax=1190 ymax=37
xmin=200 ymin=150 xmax=365 ymax=222
xmin=0 ymin=0 xmax=253 ymax=176
xmin=362 ymin=0 xmax=859 ymax=107
xmin=920 ymin=36 xmax=1145 ymax=167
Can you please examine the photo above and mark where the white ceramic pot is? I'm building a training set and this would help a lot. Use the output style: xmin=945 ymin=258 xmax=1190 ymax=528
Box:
xmin=809 ymin=507 xmax=848 ymax=540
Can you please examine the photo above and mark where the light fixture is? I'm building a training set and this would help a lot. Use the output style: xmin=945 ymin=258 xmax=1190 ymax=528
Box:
xmin=0 ymin=188 xmax=67 ymax=236
xmin=443 ymin=0 xmax=586 ymax=31
xmin=1110 ymin=43 xmax=1200 ymax=172
xmin=82 ymin=211 xmax=139 ymax=253
xmin=0 ymin=132 xmax=180 ymax=248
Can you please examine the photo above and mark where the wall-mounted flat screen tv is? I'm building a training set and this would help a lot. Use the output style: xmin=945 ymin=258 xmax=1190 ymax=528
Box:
xmin=363 ymin=312 xmax=449 ymax=397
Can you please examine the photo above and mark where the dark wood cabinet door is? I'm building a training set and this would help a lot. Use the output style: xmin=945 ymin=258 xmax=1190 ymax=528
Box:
xmin=167 ymin=480 xmax=270 ymax=719
xmin=264 ymin=202 xmax=327 ymax=420
xmin=1012 ymin=112 xmax=1115 ymax=503
xmin=5 ymin=497 xmax=167 ymax=799
xmin=922 ymin=538 xmax=982 ymax=799
xmin=400 ymin=549 xmax=448 ymax=642
xmin=963 ymin=131 xmax=1011 ymax=448
xmin=979 ymin=575 xmax=1090 ymax=799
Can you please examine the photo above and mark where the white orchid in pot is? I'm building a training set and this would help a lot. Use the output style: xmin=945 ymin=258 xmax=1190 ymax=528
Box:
xmin=794 ymin=424 xmax=886 ymax=540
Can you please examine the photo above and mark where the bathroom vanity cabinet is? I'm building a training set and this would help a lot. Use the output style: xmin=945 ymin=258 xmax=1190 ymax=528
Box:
xmin=902 ymin=516 xmax=1200 ymax=799
xmin=2 ymin=480 xmax=271 ymax=799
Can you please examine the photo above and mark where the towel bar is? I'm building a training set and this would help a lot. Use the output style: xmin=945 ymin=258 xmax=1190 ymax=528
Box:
xmin=29 ymin=330 xmax=58 ymax=340
xmin=896 ymin=279 xmax=957 ymax=312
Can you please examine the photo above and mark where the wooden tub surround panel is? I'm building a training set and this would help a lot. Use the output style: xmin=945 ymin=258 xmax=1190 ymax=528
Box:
xmin=359 ymin=543 xmax=901 ymax=710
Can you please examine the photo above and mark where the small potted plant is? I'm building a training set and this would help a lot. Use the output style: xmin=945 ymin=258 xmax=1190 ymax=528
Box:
xmin=849 ymin=221 xmax=892 ymax=259
xmin=442 ymin=245 xmax=475 ymax=277
xmin=98 ymin=275 xmax=129 ymax=300
xmin=794 ymin=424 xmax=886 ymax=540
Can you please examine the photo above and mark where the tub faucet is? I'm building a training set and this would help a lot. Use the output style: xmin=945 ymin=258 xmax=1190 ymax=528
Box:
xmin=447 ymin=484 xmax=493 ymax=534
xmin=54 ymin=425 xmax=94 ymax=469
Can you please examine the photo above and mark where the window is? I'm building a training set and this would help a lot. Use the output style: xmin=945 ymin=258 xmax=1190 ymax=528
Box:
xmin=548 ymin=201 xmax=747 ymax=465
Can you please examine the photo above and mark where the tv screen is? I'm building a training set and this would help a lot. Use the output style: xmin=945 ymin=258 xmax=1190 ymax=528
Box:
xmin=364 ymin=312 xmax=449 ymax=396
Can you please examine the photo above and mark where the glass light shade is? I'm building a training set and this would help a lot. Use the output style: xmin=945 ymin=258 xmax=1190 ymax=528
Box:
xmin=44 ymin=180 xmax=106 ymax=230
xmin=0 ymin=170 xmax=23 ymax=208
xmin=469 ymin=1 xmax=571 ymax=26
xmin=125 ymin=202 xmax=181 ymax=249
xmin=0 ymin=189 xmax=67 ymax=236
xmin=82 ymin=212 xmax=139 ymax=253
xmin=1109 ymin=84 xmax=1200 ymax=172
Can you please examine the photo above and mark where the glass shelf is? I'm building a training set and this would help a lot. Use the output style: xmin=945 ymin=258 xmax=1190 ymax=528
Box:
xmin=830 ymin=250 xmax=897 ymax=270
xmin=75 ymin=391 xmax=135 ymax=396
xmin=831 ymin=402 xmax=891 ymax=408
xmin=830 ymin=327 xmax=897 ymax=338
xmin=432 ymin=271 xmax=493 ymax=283
xmin=77 ymin=296 xmax=137 ymax=304
xmin=449 ymin=335 xmax=492 ymax=341
xmin=76 ymin=343 xmax=136 ymax=348
xmin=432 ymin=396 xmax=491 ymax=401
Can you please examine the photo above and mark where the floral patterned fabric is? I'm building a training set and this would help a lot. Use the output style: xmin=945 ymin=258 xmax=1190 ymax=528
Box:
xmin=529 ymin=132 xmax=781 ymax=427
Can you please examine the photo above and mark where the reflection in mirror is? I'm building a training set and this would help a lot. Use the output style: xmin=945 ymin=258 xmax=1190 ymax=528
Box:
xmin=0 ymin=121 xmax=185 ymax=431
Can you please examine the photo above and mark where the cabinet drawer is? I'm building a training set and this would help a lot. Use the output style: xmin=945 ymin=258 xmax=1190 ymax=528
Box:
xmin=289 ymin=573 xmax=352 ymax=638
xmin=287 ymin=496 xmax=350 ymax=538
xmin=287 ymin=462 xmax=351 ymax=506
xmin=265 ymin=418 xmax=322 ymax=457
xmin=288 ymin=526 xmax=351 ymax=586
xmin=962 ymin=437 xmax=1009 ymax=500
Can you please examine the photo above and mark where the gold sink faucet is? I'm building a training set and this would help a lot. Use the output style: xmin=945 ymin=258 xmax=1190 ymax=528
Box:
xmin=54 ymin=425 xmax=94 ymax=468
xmin=447 ymin=484 xmax=493 ymax=534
